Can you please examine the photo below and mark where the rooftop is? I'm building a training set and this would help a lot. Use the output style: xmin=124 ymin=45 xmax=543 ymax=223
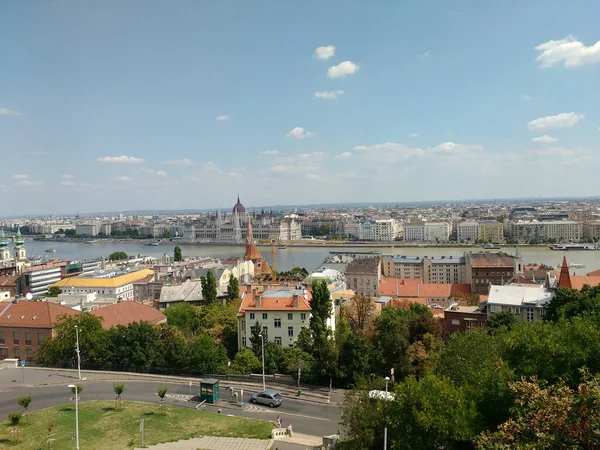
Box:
xmin=469 ymin=252 xmax=517 ymax=268
xmin=0 ymin=301 xmax=78 ymax=328
xmin=52 ymin=268 xmax=155 ymax=289
xmin=90 ymin=301 xmax=167 ymax=329
xmin=238 ymin=289 xmax=312 ymax=316
xmin=487 ymin=284 xmax=553 ymax=307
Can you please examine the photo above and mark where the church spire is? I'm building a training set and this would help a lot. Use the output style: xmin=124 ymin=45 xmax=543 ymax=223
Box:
xmin=558 ymin=255 xmax=572 ymax=289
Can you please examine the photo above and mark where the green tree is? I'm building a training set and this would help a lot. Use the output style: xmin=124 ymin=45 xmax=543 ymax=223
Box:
xmin=487 ymin=311 xmax=518 ymax=331
xmin=46 ymin=286 xmax=62 ymax=297
xmin=187 ymin=334 xmax=228 ymax=374
xmin=163 ymin=303 xmax=203 ymax=337
xmin=544 ymin=286 xmax=600 ymax=322
xmin=106 ymin=322 xmax=163 ymax=371
xmin=306 ymin=280 xmax=336 ymax=382
xmin=230 ymin=348 xmax=261 ymax=375
xmin=113 ymin=383 xmax=125 ymax=409
xmin=337 ymin=332 xmax=371 ymax=387
xmin=200 ymin=270 xmax=218 ymax=305
xmin=173 ymin=245 xmax=183 ymax=262
xmin=226 ymin=275 xmax=239 ymax=302
xmin=199 ymin=300 xmax=241 ymax=358
xmin=37 ymin=313 xmax=109 ymax=368
xmin=16 ymin=395 xmax=31 ymax=423
xmin=370 ymin=307 xmax=413 ymax=380
xmin=249 ymin=320 xmax=266 ymax=359
xmin=8 ymin=412 xmax=21 ymax=426
xmin=263 ymin=341 xmax=285 ymax=375
xmin=109 ymin=251 xmax=128 ymax=261
xmin=158 ymin=325 xmax=188 ymax=369
xmin=157 ymin=386 xmax=168 ymax=402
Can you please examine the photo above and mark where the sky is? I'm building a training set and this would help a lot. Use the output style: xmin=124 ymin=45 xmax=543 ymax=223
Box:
xmin=1 ymin=0 xmax=600 ymax=216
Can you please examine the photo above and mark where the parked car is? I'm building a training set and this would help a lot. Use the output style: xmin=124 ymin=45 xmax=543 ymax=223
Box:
xmin=250 ymin=390 xmax=283 ymax=407
xmin=368 ymin=390 xmax=395 ymax=401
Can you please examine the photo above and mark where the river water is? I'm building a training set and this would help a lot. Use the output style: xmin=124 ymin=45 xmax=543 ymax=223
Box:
xmin=23 ymin=240 xmax=600 ymax=274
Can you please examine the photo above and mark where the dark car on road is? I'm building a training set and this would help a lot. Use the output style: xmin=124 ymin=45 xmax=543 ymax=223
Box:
xmin=250 ymin=390 xmax=283 ymax=407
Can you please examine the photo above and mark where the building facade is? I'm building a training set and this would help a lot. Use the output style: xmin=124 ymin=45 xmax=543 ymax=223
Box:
xmin=346 ymin=258 xmax=381 ymax=297
xmin=487 ymin=284 xmax=553 ymax=323
xmin=52 ymin=268 xmax=155 ymax=300
xmin=381 ymin=255 xmax=467 ymax=284
xmin=403 ymin=222 xmax=451 ymax=242
xmin=465 ymin=252 xmax=524 ymax=295
xmin=510 ymin=220 xmax=582 ymax=242
xmin=479 ymin=221 xmax=504 ymax=242
xmin=75 ymin=224 xmax=99 ymax=236
xmin=457 ymin=222 xmax=479 ymax=242
xmin=583 ymin=221 xmax=600 ymax=240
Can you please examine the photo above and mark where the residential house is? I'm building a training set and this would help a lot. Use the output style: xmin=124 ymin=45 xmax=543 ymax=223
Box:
xmin=487 ymin=284 xmax=553 ymax=322
xmin=90 ymin=302 xmax=167 ymax=329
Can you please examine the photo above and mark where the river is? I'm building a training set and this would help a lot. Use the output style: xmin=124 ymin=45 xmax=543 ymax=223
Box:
xmin=23 ymin=240 xmax=600 ymax=274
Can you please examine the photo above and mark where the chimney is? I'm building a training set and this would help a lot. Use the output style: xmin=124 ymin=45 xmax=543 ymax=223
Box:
xmin=293 ymin=294 xmax=299 ymax=308
xmin=254 ymin=293 xmax=261 ymax=308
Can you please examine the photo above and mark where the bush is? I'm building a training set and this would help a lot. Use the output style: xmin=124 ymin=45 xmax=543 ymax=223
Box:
xmin=8 ymin=412 xmax=21 ymax=426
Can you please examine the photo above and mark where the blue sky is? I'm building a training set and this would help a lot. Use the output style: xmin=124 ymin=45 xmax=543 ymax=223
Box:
xmin=1 ymin=0 xmax=599 ymax=216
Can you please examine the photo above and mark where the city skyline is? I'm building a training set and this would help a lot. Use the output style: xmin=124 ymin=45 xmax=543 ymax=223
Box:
xmin=1 ymin=0 xmax=600 ymax=216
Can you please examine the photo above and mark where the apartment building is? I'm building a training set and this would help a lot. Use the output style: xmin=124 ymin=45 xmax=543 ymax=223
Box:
xmin=479 ymin=221 xmax=505 ymax=242
xmin=0 ymin=301 xmax=78 ymax=361
xmin=52 ymin=268 xmax=155 ymax=300
xmin=403 ymin=222 xmax=451 ymax=242
xmin=75 ymin=224 xmax=98 ymax=236
xmin=236 ymin=288 xmax=335 ymax=350
xmin=444 ymin=304 xmax=487 ymax=333
xmin=381 ymin=255 xmax=466 ymax=284
xmin=457 ymin=221 xmax=479 ymax=242
xmin=583 ymin=221 xmax=600 ymax=240
xmin=346 ymin=258 xmax=381 ymax=297
xmin=510 ymin=220 xmax=582 ymax=242
xmin=465 ymin=252 xmax=524 ymax=295
xmin=20 ymin=261 xmax=67 ymax=298
xmin=487 ymin=284 xmax=553 ymax=323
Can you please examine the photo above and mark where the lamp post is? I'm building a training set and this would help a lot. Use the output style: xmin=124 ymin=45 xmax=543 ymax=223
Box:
xmin=385 ymin=376 xmax=390 ymax=394
xmin=68 ymin=384 xmax=80 ymax=450
xmin=384 ymin=376 xmax=390 ymax=450
xmin=258 ymin=334 xmax=265 ymax=391
xmin=75 ymin=325 xmax=81 ymax=380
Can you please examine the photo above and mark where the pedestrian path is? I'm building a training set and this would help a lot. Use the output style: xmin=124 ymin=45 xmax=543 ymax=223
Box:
xmin=135 ymin=436 xmax=271 ymax=450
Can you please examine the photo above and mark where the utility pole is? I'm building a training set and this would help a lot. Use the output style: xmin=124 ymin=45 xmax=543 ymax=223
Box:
xmin=75 ymin=325 xmax=81 ymax=380
xmin=259 ymin=334 xmax=266 ymax=391
xmin=67 ymin=385 xmax=80 ymax=450
xmin=136 ymin=418 xmax=149 ymax=447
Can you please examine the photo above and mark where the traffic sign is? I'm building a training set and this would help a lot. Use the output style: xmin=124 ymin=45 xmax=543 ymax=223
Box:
xmin=20 ymin=360 xmax=25 ymax=367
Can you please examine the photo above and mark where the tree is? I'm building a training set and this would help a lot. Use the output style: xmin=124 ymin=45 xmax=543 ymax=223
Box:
xmin=157 ymin=386 xmax=168 ymax=405
xmin=477 ymin=372 xmax=600 ymax=449
xmin=46 ymin=286 xmax=62 ymax=297
xmin=8 ymin=412 xmax=21 ymax=426
xmin=200 ymin=300 xmax=240 ymax=358
xmin=163 ymin=303 xmax=203 ymax=337
xmin=230 ymin=348 xmax=261 ymax=375
xmin=113 ymin=383 xmax=125 ymax=409
xmin=370 ymin=307 xmax=413 ymax=380
xmin=307 ymin=280 xmax=336 ymax=382
xmin=16 ymin=395 xmax=31 ymax=423
xmin=105 ymin=322 xmax=164 ymax=372
xmin=187 ymin=334 xmax=228 ymax=374
xmin=337 ymin=332 xmax=371 ymax=387
xmin=226 ymin=275 xmax=239 ymax=302
xmin=109 ymin=251 xmax=128 ymax=261
xmin=200 ymin=270 xmax=218 ymax=305
xmin=487 ymin=311 xmax=518 ymax=331
xmin=544 ymin=286 xmax=600 ymax=322
xmin=173 ymin=245 xmax=183 ymax=262
xmin=346 ymin=294 xmax=375 ymax=334
xmin=249 ymin=320 xmax=266 ymax=359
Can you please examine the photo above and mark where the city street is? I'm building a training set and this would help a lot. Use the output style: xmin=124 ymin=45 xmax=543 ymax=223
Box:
xmin=0 ymin=367 xmax=342 ymax=438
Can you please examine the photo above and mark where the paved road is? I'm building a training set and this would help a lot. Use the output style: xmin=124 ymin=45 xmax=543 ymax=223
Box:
xmin=0 ymin=368 xmax=342 ymax=438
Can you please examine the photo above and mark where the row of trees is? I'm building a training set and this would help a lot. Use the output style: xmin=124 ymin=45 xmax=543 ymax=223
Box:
xmin=340 ymin=285 xmax=600 ymax=449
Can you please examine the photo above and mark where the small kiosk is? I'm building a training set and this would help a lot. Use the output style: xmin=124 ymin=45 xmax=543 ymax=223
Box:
xmin=199 ymin=379 xmax=220 ymax=404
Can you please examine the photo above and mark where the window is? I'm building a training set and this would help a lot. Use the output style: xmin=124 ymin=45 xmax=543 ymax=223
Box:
xmin=242 ymin=337 xmax=247 ymax=347
xmin=466 ymin=321 xmax=474 ymax=330
xmin=26 ymin=349 xmax=33 ymax=360
xmin=13 ymin=332 xmax=19 ymax=345
xmin=274 ymin=318 xmax=281 ymax=328
xmin=249 ymin=313 xmax=255 ymax=320
xmin=451 ymin=319 xmax=460 ymax=326
xmin=490 ymin=305 xmax=502 ymax=313
xmin=287 ymin=313 xmax=293 ymax=320
xmin=263 ymin=326 xmax=268 ymax=334
xmin=14 ymin=348 xmax=20 ymax=358
xmin=540 ymin=308 xmax=546 ymax=317
xmin=0 ymin=348 xmax=7 ymax=358
xmin=288 ymin=326 xmax=294 ymax=337
xmin=0 ymin=331 xmax=4 ymax=344
xmin=274 ymin=337 xmax=282 ymax=346
xmin=25 ymin=332 xmax=31 ymax=346
xmin=262 ymin=313 xmax=268 ymax=320
xmin=526 ymin=308 xmax=534 ymax=322
xmin=514 ymin=307 xmax=520 ymax=314
xmin=241 ymin=320 xmax=246 ymax=331
xmin=301 ymin=313 xmax=306 ymax=321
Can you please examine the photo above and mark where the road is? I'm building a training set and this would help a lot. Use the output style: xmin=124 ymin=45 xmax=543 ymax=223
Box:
xmin=0 ymin=367 xmax=342 ymax=438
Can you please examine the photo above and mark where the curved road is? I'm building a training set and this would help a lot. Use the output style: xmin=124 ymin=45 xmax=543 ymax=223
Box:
xmin=0 ymin=369 xmax=341 ymax=438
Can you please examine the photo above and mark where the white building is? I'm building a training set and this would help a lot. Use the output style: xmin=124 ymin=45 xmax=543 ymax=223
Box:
xmin=347 ymin=219 xmax=402 ymax=241
xmin=237 ymin=288 xmax=336 ymax=350
xmin=403 ymin=221 xmax=451 ymax=242
xmin=457 ymin=221 xmax=479 ymax=242
xmin=510 ymin=220 xmax=582 ymax=242
xmin=75 ymin=224 xmax=98 ymax=236
xmin=52 ymin=268 xmax=154 ymax=300
xmin=487 ymin=284 xmax=553 ymax=323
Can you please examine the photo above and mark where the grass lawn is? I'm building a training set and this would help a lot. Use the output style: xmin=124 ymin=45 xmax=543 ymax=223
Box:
xmin=0 ymin=401 xmax=274 ymax=449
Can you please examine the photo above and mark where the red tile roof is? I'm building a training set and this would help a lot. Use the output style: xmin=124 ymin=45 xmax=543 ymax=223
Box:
xmin=379 ymin=277 xmax=471 ymax=298
xmin=238 ymin=291 xmax=312 ymax=316
xmin=469 ymin=253 xmax=516 ymax=268
xmin=90 ymin=301 xmax=167 ymax=329
xmin=0 ymin=301 xmax=78 ymax=328
xmin=570 ymin=276 xmax=600 ymax=291
xmin=587 ymin=269 xmax=600 ymax=277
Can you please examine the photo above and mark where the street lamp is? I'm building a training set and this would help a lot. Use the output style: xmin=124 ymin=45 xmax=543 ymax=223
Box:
xmin=75 ymin=325 xmax=81 ymax=380
xmin=384 ymin=376 xmax=390 ymax=394
xmin=258 ymin=334 xmax=265 ymax=391
xmin=384 ymin=376 xmax=390 ymax=450
xmin=68 ymin=384 xmax=80 ymax=450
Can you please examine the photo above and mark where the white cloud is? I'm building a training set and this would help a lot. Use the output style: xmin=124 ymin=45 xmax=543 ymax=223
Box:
xmin=216 ymin=115 xmax=230 ymax=121
xmin=61 ymin=174 xmax=74 ymax=179
xmin=532 ymin=135 xmax=558 ymax=144
xmin=0 ymin=108 xmax=22 ymax=116
xmin=408 ymin=133 xmax=419 ymax=138
xmin=315 ymin=45 xmax=335 ymax=60
xmin=261 ymin=150 xmax=279 ymax=155
xmin=305 ymin=174 xmax=323 ymax=181
xmin=113 ymin=176 xmax=132 ymax=182
xmin=13 ymin=174 xmax=28 ymax=180
xmin=314 ymin=90 xmax=345 ymax=99
xmin=429 ymin=142 xmax=484 ymax=154
xmin=522 ymin=95 xmax=532 ymax=101
xmin=97 ymin=155 xmax=143 ymax=164
xmin=165 ymin=158 xmax=195 ymax=166
xmin=527 ymin=112 xmax=584 ymax=130
xmin=19 ymin=180 xmax=41 ymax=186
xmin=60 ymin=180 xmax=76 ymax=186
xmin=535 ymin=35 xmax=600 ymax=68
xmin=285 ymin=127 xmax=315 ymax=139
xmin=327 ymin=61 xmax=359 ymax=79
xmin=140 ymin=168 xmax=168 ymax=177
xmin=336 ymin=152 xmax=352 ymax=159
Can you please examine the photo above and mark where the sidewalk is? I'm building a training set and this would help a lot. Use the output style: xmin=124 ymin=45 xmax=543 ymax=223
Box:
xmin=134 ymin=436 xmax=272 ymax=450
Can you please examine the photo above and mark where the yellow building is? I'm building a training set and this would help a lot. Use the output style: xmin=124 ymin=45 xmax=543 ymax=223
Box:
xmin=52 ymin=268 xmax=154 ymax=300
xmin=478 ymin=221 xmax=504 ymax=243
